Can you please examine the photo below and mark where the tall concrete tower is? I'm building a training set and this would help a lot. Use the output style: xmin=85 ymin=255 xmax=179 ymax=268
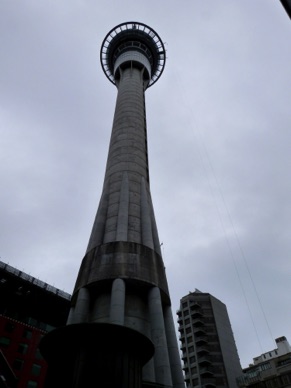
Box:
xmin=40 ymin=22 xmax=184 ymax=388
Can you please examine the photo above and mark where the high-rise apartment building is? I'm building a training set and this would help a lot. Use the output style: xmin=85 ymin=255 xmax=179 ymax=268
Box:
xmin=177 ymin=289 xmax=241 ymax=388
xmin=40 ymin=22 xmax=184 ymax=388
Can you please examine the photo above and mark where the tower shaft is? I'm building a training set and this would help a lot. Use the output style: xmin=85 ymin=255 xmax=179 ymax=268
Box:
xmin=40 ymin=22 xmax=185 ymax=388
xmin=69 ymin=65 xmax=181 ymax=387
xmin=87 ymin=66 xmax=161 ymax=253
xmin=72 ymin=66 xmax=169 ymax=308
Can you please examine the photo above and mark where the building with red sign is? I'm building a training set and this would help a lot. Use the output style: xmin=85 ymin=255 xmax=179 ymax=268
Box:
xmin=0 ymin=261 xmax=70 ymax=387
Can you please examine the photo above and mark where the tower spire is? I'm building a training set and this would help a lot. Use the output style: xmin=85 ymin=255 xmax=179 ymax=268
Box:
xmin=40 ymin=22 xmax=184 ymax=388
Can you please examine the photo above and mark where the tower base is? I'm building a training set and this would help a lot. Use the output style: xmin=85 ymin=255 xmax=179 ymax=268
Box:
xmin=40 ymin=322 xmax=155 ymax=388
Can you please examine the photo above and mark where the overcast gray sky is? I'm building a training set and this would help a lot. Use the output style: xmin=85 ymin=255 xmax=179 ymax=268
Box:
xmin=1 ymin=0 xmax=290 ymax=369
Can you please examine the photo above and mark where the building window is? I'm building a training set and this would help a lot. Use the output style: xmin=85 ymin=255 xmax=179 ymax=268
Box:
xmin=188 ymin=346 xmax=194 ymax=353
xmin=212 ymin=354 xmax=223 ymax=362
xmin=278 ymin=357 xmax=291 ymax=367
xmin=204 ymin=317 xmax=214 ymax=323
xmin=265 ymin=380 xmax=273 ymax=388
xmin=182 ymin=302 xmax=187 ymax=308
xmin=216 ymin=377 xmax=226 ymax=385
xmin=212 ymin=365 xmax=224 ymax=374
xmin=189 ymin=356 xmax=196 ymax=363
xmin=207 ymin=335 xmax=218 ymax=342
xmin=186 ymin=328 xmax=191 ymax=334
xmin=185 ymin=318 xmax=190 ymax=325
xmin=27 ymin=381 xmax=37 ymax=388
xmin=23 ymin=329 xmax=33 ymax=339
xmin=191 ymin=366 xmax=197 ymax=375
xmin=13 ymin=359 xmax=24 ymax=371
xmin=281 ymin=375 xmax=290 ymax=385
xmin=31 ymin=364 xmax=41 ymax=376
xmin=184 ymin=310 xmax=189 ymax=316
xmin=208 ymin=344 xmax=220 ymax=352
xmin=187 ymin=336 xmax=193 ymax=344
xmin=18 ymin=343 xmax=28 ymax=354
xmin=0 ymin=337 xmax=11 ymax=348
xmin=260 ymin=362 xmax=271 ymax=371
xmin=273 ymin=377 xmax=281 ymax=387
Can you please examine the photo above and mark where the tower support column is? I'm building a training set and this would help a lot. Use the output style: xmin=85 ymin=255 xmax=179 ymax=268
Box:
xmin=110 ymin=278 xmax=125 ymax=325
xmin=66 ymin=287 xmax=90 ymax=325
xmin=148 ymin=286 xmax=172 ymax=387
xmin=164 ymin=306 xmax=186 ymax=388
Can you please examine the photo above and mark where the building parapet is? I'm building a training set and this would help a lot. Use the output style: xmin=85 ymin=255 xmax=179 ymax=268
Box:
xmin=0 ymin=261 xmax=70 ymax=300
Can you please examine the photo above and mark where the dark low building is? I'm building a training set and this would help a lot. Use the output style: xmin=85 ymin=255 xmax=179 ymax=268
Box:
xmin=237 ymin=336 xmax=291 ymax=388
xmin=0 ymin=261 xmax=70 ymax=387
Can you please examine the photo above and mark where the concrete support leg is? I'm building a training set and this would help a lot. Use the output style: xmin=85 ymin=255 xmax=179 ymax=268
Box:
xmin=164 ymin=306 xmax=185 ymax=388
xmin=142 ymin=357 xmax=156 ymax=384
xmin=110 ymin=278 xmax=125 ymax=325
xmin=67 ymin=287 xmax=90 ymax=324
xmin=66 ymin=307 xmax=75 ymax=325
xmin=148 ymin=287 xmax=172 ymax=387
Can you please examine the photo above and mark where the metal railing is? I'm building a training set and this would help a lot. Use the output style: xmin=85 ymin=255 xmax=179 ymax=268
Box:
xmin=0 ymin=261 xmax=71 ymax=300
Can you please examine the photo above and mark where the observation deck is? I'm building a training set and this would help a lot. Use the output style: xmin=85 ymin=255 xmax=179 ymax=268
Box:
xmin=100 ymin=22 xmax=166 ymax=87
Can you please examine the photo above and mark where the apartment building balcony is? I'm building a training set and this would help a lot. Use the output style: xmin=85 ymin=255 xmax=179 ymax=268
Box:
xmin=196 ymin=345 xmax=209 ymax=355
xmin=190 ymin=302 xmax=201 ymax=310
xmin=195 ymin=336 xmax=208 ymax=346
xmin=198 ymin=355 xmax=212 ymax=366
xmin=199 ymin=366 xmax=214 ymax=377
xmin=179 ymin=331 xmax=185 ymax=340
xmin=201 ymin=377 xmax=216 ymax=387
xmin=191 ymin=310 xmax=203 ymax=319
xmin=193 ymin=327 xmax=207 ymax=336
xmin=192 ymin=317 xmax=204 ymax=327
xmin=180 ymin=343 xmax=186 ymax=351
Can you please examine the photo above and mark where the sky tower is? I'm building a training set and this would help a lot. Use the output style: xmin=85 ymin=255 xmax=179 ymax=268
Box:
xmin=40 ymin=22 xmax=185 ymax=388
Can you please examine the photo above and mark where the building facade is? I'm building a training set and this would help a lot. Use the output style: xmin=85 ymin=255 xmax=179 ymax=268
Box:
xmin=177 ymin=289 xmax=242 ymax=388
xmin=237 ymin=336 xmax=291 ymax=388
xmin=40 ymin=22 xmax=185 ymax=388
xmin=0 ymin=261 xmax=70 ymax=388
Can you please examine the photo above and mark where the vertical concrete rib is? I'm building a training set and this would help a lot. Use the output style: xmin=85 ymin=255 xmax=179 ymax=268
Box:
xmin=86 ymin=189 xmax=109 ymax=253
xmin=149 ymin=198 xmax=162 ymax=256
xmin=116 ymin=172 xmax=129 ymax=241
xmin=141 ymin=176 xmax=154 ymax=249
xmin=148 ymin=287 xmax=172 ymax=387
xmin=109 ymin=278 xmax=125 ymax=325
xmin=164 ymin=306 xmax=186 ymax=388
